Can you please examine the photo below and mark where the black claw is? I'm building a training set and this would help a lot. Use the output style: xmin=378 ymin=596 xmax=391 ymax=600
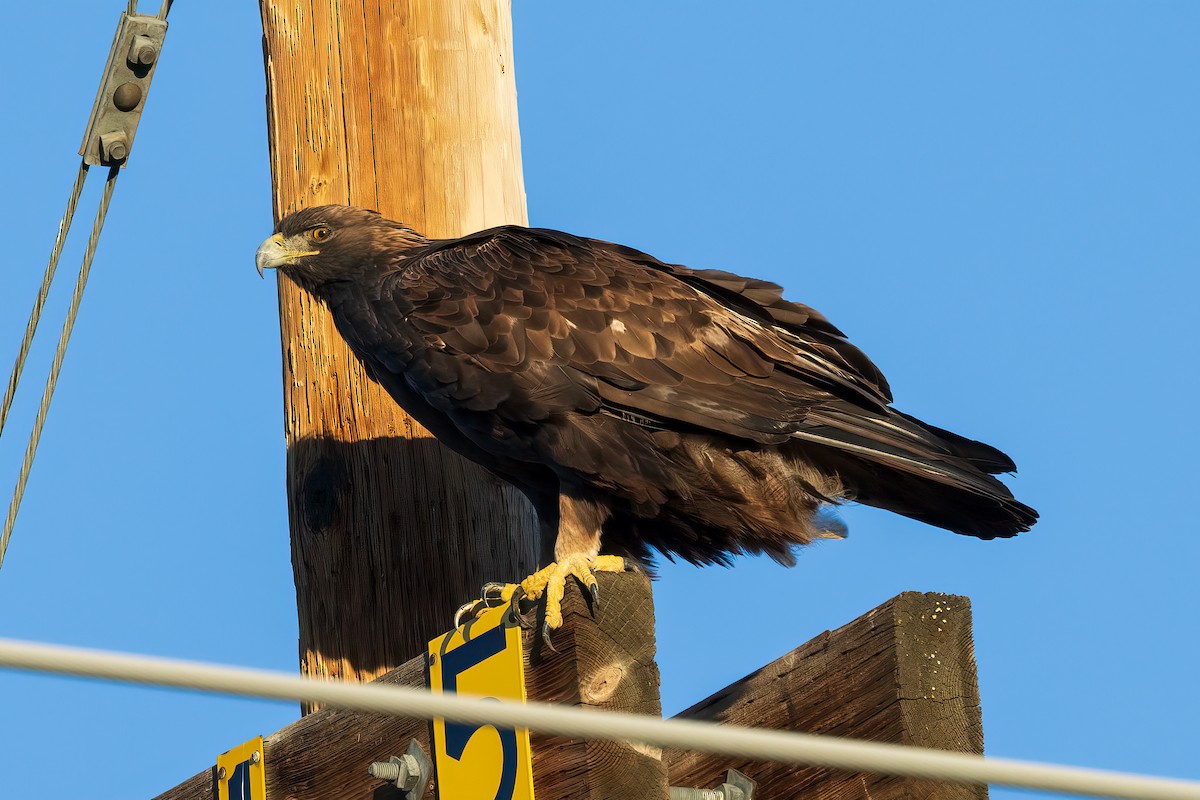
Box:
xmin=510 ymin=587 xmax=536 ymax=630
xmin=541 ymin=621 xmax=558 ymax=653
xmin=587 ymin=580 xmax=601 ymax=607
xmin=453 ymin=600 xmax=481 ymax=629
xmin=481 ymin=582 xmax=507 ymax=606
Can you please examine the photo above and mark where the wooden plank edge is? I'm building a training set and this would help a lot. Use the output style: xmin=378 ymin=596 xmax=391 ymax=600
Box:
xmin=664 ymin=591 xmax=986 ymax=800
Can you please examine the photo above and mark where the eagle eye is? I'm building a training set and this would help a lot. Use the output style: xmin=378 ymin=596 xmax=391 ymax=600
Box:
xmin=310 ymin=225 xmax=332 ymax=241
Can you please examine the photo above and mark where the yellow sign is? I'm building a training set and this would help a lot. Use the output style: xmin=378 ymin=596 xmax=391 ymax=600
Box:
xmin=216 ymin=735 xmax=265 ymax=800
xmin=429 ymin=604 xmax=535 ymax=800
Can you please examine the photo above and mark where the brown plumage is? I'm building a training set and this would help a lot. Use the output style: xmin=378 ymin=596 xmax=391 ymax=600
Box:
xmin=256 ymin=205 xmax=1037 ymax=571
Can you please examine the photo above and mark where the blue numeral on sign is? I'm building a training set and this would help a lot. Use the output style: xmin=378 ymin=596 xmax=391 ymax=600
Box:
xmin=439 ymin=623 xmax=519 ymax=800
xmin=227 ymin=761 xmax=252 ymax=800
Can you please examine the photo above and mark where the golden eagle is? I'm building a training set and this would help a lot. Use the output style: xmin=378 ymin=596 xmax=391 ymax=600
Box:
xmin=257 ymin=205 xmax=1036 ymax=634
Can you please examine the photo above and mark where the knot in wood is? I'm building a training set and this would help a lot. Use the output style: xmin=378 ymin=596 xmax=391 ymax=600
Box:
xmin=582 ymin=663 xmax=626 ymax=704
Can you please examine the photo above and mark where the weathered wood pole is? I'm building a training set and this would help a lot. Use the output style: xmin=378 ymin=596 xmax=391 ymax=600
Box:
xmin=259 ymin=0 xmax=539 ymax=705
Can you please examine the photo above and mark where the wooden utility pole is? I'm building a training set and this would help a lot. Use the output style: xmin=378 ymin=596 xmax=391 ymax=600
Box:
xmin=259 ymin=0 xmax=539 ymax=700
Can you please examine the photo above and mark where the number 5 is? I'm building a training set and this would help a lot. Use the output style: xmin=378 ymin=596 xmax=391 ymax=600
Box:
xmin=438 ymin=623 xmax=519 ymax=800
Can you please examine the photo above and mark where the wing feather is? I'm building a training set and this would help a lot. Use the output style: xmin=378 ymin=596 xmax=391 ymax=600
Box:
xmin=380 ymin=227 xmax=890 ymax=446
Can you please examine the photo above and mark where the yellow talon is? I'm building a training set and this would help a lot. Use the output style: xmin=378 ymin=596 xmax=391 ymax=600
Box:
xmin=455 ymin=555 xmax=627 ymax=642
xmin=520 ymin=554 xmax=627 ymax=634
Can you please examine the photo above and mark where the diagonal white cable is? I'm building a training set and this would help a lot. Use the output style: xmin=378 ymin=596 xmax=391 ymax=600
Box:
xmin=0 ymin=637 xmax=1197 ymax=800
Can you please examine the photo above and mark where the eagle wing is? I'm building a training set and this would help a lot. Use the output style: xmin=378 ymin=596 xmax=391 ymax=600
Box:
xmin=382 ymin=226 xmax=892 ymax=448
xmin=346 ymin=224 xmax=1032 ymax=540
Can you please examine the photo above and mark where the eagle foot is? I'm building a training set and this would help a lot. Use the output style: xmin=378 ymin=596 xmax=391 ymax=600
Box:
xmin=452 ymin=556 xmax=628 ymax=649
xmin=519 ymin=554 xmax=627 ymax=650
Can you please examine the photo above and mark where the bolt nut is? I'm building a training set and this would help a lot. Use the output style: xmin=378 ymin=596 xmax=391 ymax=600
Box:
xmin=369 ymin=754 xmax=421 ymax=791
xmin=397 ymin=754 xmax=420 ymax=790
xmin=128 ymin=35 xmax=159 ymax=66
xmin=99 ymin=131 xmax=128 ymax=163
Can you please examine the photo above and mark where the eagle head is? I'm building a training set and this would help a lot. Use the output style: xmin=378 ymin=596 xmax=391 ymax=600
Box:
xmin=255 ymin=204 xmax=426 ymax=286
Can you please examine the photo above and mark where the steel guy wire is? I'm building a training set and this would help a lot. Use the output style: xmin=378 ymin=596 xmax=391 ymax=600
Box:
xmin=0 ymin=166 xmax=120 ymax=572
xmin=1 ymin=0 xmax=171 ymax=572
xmin=126 ymin=2 xmax=172 ymax=19
xmin=0 ymin=637 xmax=1198 ymax=800
xmin=0 ymin=162 xmax=89 ymax=443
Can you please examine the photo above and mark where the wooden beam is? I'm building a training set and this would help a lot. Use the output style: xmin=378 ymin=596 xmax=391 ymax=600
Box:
xmin=664 ymin=591 xmax=986 ymax=800
xmin=151 ymin=573 xmax=668 ymax=800
xmin=153 ymin=590 xmax=983 ymax=800
xmin=150 ymin=657 xmax=429 ymax=800
xmin=258 ymin=0 xmax=539 ymax=704
xmin=526 ymin=571 xmax=669 ymax=799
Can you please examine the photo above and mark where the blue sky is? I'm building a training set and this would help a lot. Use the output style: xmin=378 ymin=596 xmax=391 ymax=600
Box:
xmin=1 ymin=2 xmax=1197 ymax=798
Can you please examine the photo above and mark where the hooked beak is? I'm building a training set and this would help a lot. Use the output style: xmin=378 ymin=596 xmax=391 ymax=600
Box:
xmin=255 ymin=232 xmax=318 ymax=279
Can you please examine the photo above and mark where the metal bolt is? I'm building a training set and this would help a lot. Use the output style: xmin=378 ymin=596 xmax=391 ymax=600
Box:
xmin=250 ymin=750 xmax=261 ymax=764
xmin=99 ymin=131 xmax=128 ymax=162
xmin=128 ymin=35 xmax=159 ymax=66
xmin=369 ymin=754 xmax=420 ymax=791
xmin=368 ymin=741 xmax=433 ymax=797
xmin=216 ymin=766 xmax=227 ymax=781
xmin=670 ymin=770 xmax=755 ymax=800
xmin=670 ymin=789 xmax=725 ymax=800
xmin=113 ymin=82 xmax=143 ymax=112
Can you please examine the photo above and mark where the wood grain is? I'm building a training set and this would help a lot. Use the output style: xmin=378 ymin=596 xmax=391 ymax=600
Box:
xmin=525 ymin=571 xmax=670 ymax=799
xmin=258 ymin=0 xmax=539 ymax=703
xmin=151 ymin=574 xmax=668 ymax=800
xmin=665 ymin=591 xmax=986 ymax=800
xmin=151 ymin=656 xmax=432 ymax=800
xmin=152 ymin=591 xmax=980 ymax=800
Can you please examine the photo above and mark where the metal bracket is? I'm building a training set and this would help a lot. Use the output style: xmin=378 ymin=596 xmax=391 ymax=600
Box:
xmin=670 ymin=769 xmax=757 ymax=800
xmin=368 ymin=739 xmax=434 ymax=797
xmin=78 ymin=11 xmax=168 ymax=167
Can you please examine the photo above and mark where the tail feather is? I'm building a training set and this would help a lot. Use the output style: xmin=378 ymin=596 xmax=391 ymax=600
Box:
xmin=791 ymin=405 xmax=1038 ymax=538
xmin=893 ymin=411 xmax=1016 ymax=474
